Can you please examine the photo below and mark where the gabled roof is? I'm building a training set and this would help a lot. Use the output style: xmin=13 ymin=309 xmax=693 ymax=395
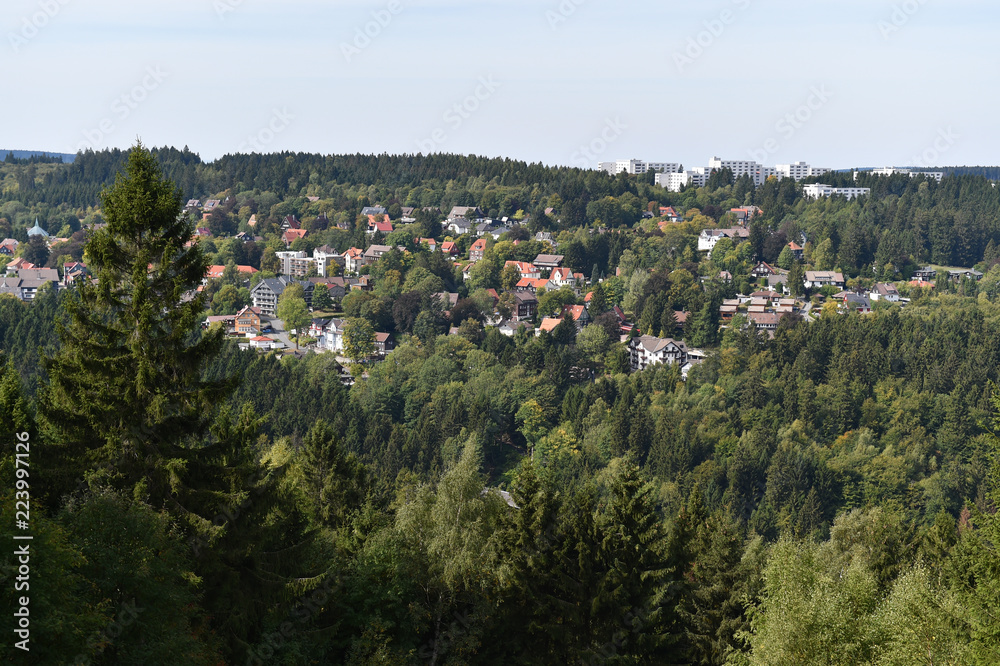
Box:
xmin=18 ymin=267 xmax=58 ymax=282
xmin=283 ymin=229 xmax=308 ymax=243
xmin=516 ymin=277 xmax=550 ymax=290
xmin=367 ymin=214 xmax=393 ymax=233
xmin=505 ymin=260 xmax=538 ymax=274
xmin=805 ymin=271 xmax=845 ymax=282
xmin=562 ymin=304 xmax=588 ymax=321
xmin=632 ymin=335 xmax=687 ymax=353
xmin=236 ymin=306 xmax=262 ymax=318
xmin=206 ymin=264 xmax=259 ymax=279
xmin=534 ymin=254 xmax=564 ymax=265
xmin=449 ymin=206 xmax=481 ymax=218
xmin=470 ymin=238 xmax=487 ymax=251
xmin=538 ymin=317 xmax=562 ymax=333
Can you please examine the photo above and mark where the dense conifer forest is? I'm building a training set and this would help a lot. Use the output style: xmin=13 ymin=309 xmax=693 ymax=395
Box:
xmin=3 ymin=146 xmax=1000 ymax=663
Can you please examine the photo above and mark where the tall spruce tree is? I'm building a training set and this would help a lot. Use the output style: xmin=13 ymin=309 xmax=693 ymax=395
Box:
xmin=38 ymin=145 xmax=331 ymax=662
xmin=39 ymin=142 xmax=230 ymax=506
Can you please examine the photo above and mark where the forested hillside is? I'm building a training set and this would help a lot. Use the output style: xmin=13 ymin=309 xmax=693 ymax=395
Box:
xmin=2 ymin=147 xmax=1000 ymax=664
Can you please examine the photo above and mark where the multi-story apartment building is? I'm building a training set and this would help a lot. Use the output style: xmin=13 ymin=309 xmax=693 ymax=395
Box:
xmin=599 ymin=159 xmax=682 ymax=175
xmin=313 ymin=246 xmax=344 ymax=277
xmin=775 ymin=162 xmax=831 ymax=181
xmin=629 ymin=335 xmax=689 ymax=372
xmin=863 ymin=167 xmax=945 ymax=182
xmin=803 ymin=184 xmax=870 ymax=200
xmin=275 ymin=251 xmax=316 ymax=278
xmin=250 ymin=277 xmax=315 ymax=317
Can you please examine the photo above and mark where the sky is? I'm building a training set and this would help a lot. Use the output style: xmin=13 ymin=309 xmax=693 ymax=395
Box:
xmin=4 ymin=0 xmax=999 ymax=171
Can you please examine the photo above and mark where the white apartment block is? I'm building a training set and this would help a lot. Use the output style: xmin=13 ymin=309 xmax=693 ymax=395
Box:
xmin=775 ymin=162 xmax=831 ymax=181
xmin=276 ymin=250 xmax=316 ymax=277
xmin=707 ymin=157 xmax=777 ymax=186
xmin=862 ymin=167 xmax=944 ymax=183
xmin=803 ymin=184 xmax=870 ymax=200
xmin=313 ymin=247 xmax=343 ymax=277
xmin=656 ymin=171 xmax=709 ymax=192
xmin=599 ymin=159 xmax=681 ymax=175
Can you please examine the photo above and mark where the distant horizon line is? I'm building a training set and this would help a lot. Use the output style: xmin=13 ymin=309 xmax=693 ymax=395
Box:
xmin=4 ymin=148 xmax=999 ymax=174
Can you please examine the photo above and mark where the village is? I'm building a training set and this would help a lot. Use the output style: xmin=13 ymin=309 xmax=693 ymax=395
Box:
xmin=1 ymin=193 xmax=986 ymax=385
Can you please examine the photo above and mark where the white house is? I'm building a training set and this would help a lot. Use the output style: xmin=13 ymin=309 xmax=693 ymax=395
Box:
xmin=698 ymin=227 xmax=751 ymax=253
xmin=629 ymin=335 xmax=689 ymax=372
xmin=870 ymin=283 xmax=900 ymax=302
xmin=445 ymin=218 xmax=472 ymax=235
xmin=249 ymin=335 xmax=278 ymax=350
xmin=321 ymin=318 xmax=347 ymax=352
xmin=804 ymin=271 xmax=845 ymax=289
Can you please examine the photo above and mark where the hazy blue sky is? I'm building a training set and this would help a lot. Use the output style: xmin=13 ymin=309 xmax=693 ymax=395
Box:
xmin=5 ymin=0 xmax=998 ymax=170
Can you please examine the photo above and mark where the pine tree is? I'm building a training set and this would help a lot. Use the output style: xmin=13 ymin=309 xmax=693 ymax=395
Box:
xmin=39 ymin=143 xmax=230 ymax=506
xmin=295 ymin=420 xmax=368 ymax=529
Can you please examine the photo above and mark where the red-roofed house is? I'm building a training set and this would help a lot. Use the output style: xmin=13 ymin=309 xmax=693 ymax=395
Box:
xmin=283 ymin=228 xmax=308 ymax=246
xmin=4 ymin=257 xmax=34 ymax=274
xmin=516 ymin=277 xmax=552 ymax=294
xmin=63 ymin=262 xmax=88 ymax=286
xmin=550 ymin=266 xmax=579 ymax=287
xmin=343 ymin=247 xmax=364 ymax=273
xmin=249 ymin=335 xmax=277 ymax=350
xmin=205 ymin=264 xmax=260 ymax=282
xmin=374 ymin=332 xmax=394 ymax=359
xmin=562 ymin=304 xmax=591 ymax=329
xmin=367 ymin=215 xmax=393 ymax=235
xmin=469 ymin=238 xmax=488 ymax=261
xmin=441 ymin=241 xmax=458 ymax=257
xmin=505 ymin=261 xmax=540 ymax=279
xmin=416 ymin=238 xmax=438 ymax=252
xmin=787 ymin=242 xmax=804 ymax=261
xmin=537 ymin=317 xmax=562 ymax=335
